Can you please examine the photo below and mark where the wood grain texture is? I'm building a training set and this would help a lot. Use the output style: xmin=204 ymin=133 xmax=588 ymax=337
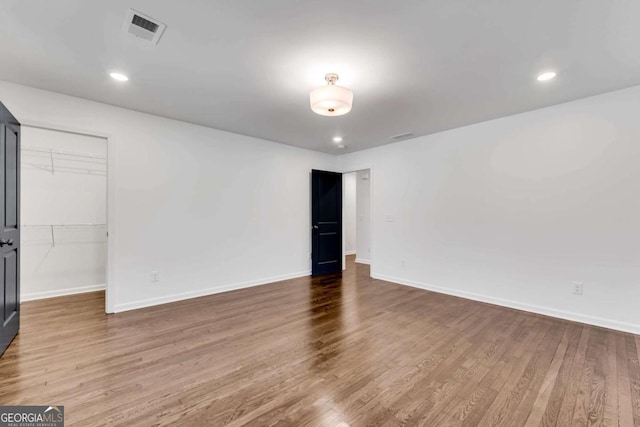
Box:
xmin=0 ymin=256 xmax=638 ymax=426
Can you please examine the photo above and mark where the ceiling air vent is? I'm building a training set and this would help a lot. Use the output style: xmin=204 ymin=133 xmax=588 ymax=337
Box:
xmin=390 ymin=132 xmax=415 ymax=141
xmin=123 ymin=9 xmax=166 ymax=45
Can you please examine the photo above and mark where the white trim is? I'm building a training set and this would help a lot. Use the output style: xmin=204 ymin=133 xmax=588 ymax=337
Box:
xmin=22 ymin=284 xmax=105 ymax=301
xmin=113 ymin=270 xmax=311 ymax=313
xmin=105 ymin=130 xmax=116 ymax=314
xmin=345 ymin=250 xmax=356 ymax=255
xmin=371 ymin=273 xmax=640 ymax=335
xmin=21 ymin=121 xmax=111 ymax=140
xmin=355 ymin=258 xmax=371 ymax=265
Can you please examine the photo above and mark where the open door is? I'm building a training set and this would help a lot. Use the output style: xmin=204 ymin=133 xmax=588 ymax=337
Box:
xmin=311 ymin=169 xmax=342 ymax=276
xmin=0 ymin=102 xmax=20 ymax=357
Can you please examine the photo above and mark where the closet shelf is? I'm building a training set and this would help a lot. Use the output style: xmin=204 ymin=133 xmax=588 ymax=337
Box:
xmin=21 ymin=146 xmax=106 ymax=160
xmin=21 ymin=224 xmax=106 ymax=247
xmin=22 ymin=223 xmax=106 ymax=228
xmin=21 ymin=146 xmax=106 ymax=175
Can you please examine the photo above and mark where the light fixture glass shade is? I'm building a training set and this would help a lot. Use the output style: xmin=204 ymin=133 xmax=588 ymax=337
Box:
xmin=310 ymin=84 xmax=353 ymax=116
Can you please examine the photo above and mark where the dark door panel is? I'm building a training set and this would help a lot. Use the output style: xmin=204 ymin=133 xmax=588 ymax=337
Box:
xmin=4 ymin=250 xmax=18 ymax=325
xmin=0 ymin=101 xmax=20 ymax=357
xmin=5 ymin=128 xmax=18 ymax=228
xmin=311 ymin=170 xmax=342 ymax=276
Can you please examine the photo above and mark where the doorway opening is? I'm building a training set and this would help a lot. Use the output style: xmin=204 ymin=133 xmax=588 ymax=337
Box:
xmin=342 ymin=168 xmax=371 ymax=272
xmin=20 ymin=125 xmax=109 ymax=312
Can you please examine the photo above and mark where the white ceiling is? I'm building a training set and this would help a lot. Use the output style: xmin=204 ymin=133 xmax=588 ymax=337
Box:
xmin=1 ymin=1 xmax=639 ymax=154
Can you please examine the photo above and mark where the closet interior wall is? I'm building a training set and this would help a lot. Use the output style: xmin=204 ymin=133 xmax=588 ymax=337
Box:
xmin=21 ymin=126 xmax=107 ymax=300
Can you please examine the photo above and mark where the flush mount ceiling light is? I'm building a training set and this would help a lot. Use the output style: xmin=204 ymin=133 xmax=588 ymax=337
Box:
xmin=537 ymin=71 xmax=556 ymax=82
xmin=310 ymin=73 xmax=353 ymax=117
xmin=110 ymin=72 xmax=129 ymax=82
xmin=333 ymin=136 xmax=343 ymax=143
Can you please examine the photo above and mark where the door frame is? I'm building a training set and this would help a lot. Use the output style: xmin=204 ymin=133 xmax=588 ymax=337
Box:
xmin=19 ymin=120 xmax=116 ymax=314
xmin=340 ymin=166 xmax=373 ymax=274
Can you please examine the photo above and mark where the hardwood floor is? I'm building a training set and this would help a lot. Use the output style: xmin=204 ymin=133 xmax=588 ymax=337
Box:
xmin=1 ymin=256 xmax=639 ymax=426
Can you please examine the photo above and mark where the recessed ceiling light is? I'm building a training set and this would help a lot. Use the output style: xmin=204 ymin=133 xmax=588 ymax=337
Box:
xmin=537 ymin=71 xmax=556 ymax=82
xmin=110 ymin=72 xmax=129 ymax=82
xmin=333 ymin=136 xmax=343 ymax=143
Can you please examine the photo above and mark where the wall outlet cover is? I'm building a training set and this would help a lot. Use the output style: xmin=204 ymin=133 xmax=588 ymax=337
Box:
xmin=572 ymin=282 xmax=583 ymax=295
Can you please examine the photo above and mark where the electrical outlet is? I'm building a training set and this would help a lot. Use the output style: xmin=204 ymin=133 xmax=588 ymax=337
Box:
xmin=151 ymin=271 xmax=160 ymax=282
xmin=572 ymin=282 xmax=583 ymax=295
xmin=401 ymin=259 xmax=406 ymax=269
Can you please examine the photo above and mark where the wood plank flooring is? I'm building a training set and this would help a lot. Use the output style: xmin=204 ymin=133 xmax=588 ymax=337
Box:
xmin=1 ymin=256 xmax=639 ymax=426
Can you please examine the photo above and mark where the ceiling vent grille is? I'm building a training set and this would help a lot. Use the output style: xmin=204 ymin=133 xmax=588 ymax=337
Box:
xmin=390 ymin=132 xmax=415 ymax=141
xmin=123 ymin=9 xmax=166 ymax=45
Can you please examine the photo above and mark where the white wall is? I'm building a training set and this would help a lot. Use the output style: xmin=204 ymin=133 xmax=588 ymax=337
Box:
xmin=338 ymin=86 xmax=640 ymax=334
xmin=5 ymin=79 xmax=639 ymax=334
xmin=356 ymin=170 xmax=371 ymax=264
xmin=21 ymin=127 xmax=106 ymax=300
xmin=343 ymin=172 xmax=356 ymax=255
xmin=0 ymin=80 xmax=336 ymax=312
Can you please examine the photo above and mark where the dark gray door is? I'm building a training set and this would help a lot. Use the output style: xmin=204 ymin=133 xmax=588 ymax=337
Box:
xmin=311 ymin=169 xmax=342 ymax=276
xmin=0 ymin=102 xmax=20 ymax=357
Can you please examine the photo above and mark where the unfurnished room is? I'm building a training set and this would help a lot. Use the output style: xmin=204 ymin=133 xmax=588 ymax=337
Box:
xmin=0 ymin=1 xmax=639 ymax=426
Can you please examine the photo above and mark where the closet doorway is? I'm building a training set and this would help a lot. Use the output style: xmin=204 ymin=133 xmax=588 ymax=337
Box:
xmin=20 ymin=125 xmax=109 ymax=311
xmin=342 ymin=168 xmax=371 ymax=271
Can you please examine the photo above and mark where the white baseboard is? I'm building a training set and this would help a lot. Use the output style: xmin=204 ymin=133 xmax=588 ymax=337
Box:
xmin=22 ymin=284 xmax=105 ymax=301
xmin=355 ymin=258 xmax=371 ymax=265
xmin=113 ymin=270 xmax=311 ymax=313
xmin=345 ymin=250 xmax=356 ymax=256
xmin=372 ymin=273 xmax=640 ymax=335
